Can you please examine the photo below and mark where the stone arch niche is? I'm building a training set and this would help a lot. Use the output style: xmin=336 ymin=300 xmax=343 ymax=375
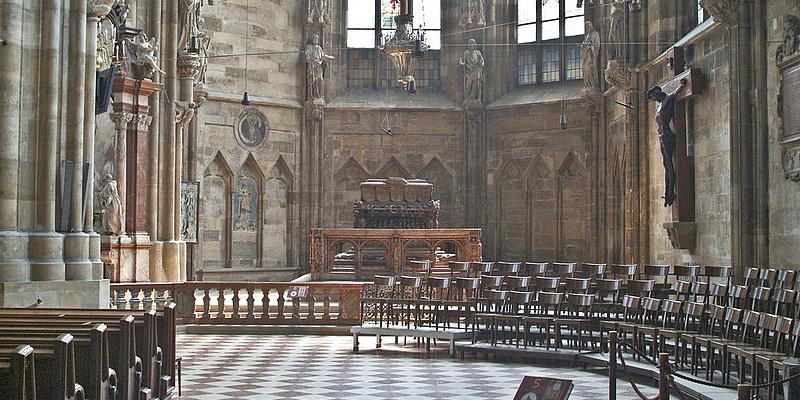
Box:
xmin=262 ymin=156 xmax=294 ymax=269
xmin=496 ymin=159 xmax=530 ymax=261
xmin=332 ymin=158 xmax=370 ymax=227
xmin=556 ymin=152 xmax=589 ymax=261
xmin=200 ymin=152 xmax=233 ymax=270
xmin=231 ymin=155 xmax=264 ymax=269
xmin=377 ymin=157 xmax=413 ymax=179
xmin=416 ymin=157 xmax=454 ymax=227
xmin=609 ymin=150 xmax=626 ymax=263
xmin=528 ymin=155 xmax=556 ymax=261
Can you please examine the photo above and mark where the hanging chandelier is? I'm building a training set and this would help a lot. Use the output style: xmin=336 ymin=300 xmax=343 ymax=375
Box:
xmin=379 ymin=0 xmax=429 ymax=91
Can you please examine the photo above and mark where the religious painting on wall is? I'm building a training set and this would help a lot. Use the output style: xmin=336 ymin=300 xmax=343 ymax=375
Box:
xmin=777 ymin=14 xmax=800 ymax=182
xmin=235 ymin=106 xmax=269 ymax=150
xmin=233 ymin=176 xmax=258 ymax=232
xmin=181 ymin=181 xmax=200 ymax=243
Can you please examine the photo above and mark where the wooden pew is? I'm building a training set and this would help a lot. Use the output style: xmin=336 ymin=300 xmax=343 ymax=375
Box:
xmin=0 ymin=324 xmax=115 ymax=400
xmin=0 ymin=304 xmax=177 ymax=399
xmin=0 ymin=316 xmax=139 ymax=400
xmin=0 ymin=344 xmax=36 ymax=400
xmin=0 ymin=334 xmax=84 ymax=400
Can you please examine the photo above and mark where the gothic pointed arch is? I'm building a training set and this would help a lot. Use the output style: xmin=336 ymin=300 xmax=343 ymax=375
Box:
xmin=496 ymin=158 xmax=531 ymax=261
xmin=232 ymin=154 xmax=265 ymax=268
xmin=377 ymin=157 xmax=412 ymax=179
xmin=556 ymin=152 xmax=589 ymax=261
xmin=332 ymin=158 xmax=370 ymax=227
xmin=200 ymin=152 xmax=234 ymax=271
xmin=416 ymin=157 xmax=455 ymax=227
xmin=527 ymin=155 xmax=556 ymax=261
xmin=264 ymin=155 xmax=295 ymax=269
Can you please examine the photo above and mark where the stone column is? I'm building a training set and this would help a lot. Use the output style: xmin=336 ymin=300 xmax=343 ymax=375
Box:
xmin=85 ymin=1 xmax=112 ymax=280
xmin=464 ymin=107 xmax=486 ymax=231
xmin=64 ymin=0 xmax=92 ymax=281
xmin=28 ymin=0 xmax=66 ymax=282
xmin=160 ymin=0 xmax=180 ymax=281
xmin=0 ymin=0 xmax=28 ymax=282
xmin=176 ymin=54 xmax=199 ymax=282
xmin=110 ymin=112 xmax=132 ymax=234
xmin=147 ymin=0 xmax=163 ymax=281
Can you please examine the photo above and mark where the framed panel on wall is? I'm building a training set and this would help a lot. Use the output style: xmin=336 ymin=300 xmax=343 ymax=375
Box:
xmin=181 ymin=181 xmax=200 ymax=243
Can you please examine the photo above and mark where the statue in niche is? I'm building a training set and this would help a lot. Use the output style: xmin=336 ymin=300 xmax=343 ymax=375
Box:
xmin=233 ymin=178 xmax=257 ymax=232
xmin=178 ymin=0 xmax=202 ymax=51
xmin=606 ymin=0 xmax=625 ymax=61
xmin=307 ymin=0 xmax=329 ymax=25
xmin=305 ymin=34 xmax=334 ymax=102
xmin=124 ymin=32 xmax=164 ymax=80
xmin=776 ymin=15 xmax=800 ymax=64
xmin=181 ymin=182 xmax=199 ymax=242
xmin=459 ymin=0 xmax=486 ymax=27
xmin=646 ymin=79 xmax=687 ymax=207
xmin=459 ymin=39 xmax=485 ymax=103
xmin=175 ymin=101 xmax=196 ymax=129
xmin=581 ymin=21 xmax=601 ymax=93
xmin=99 ymin=174 xmax=123 ymax=236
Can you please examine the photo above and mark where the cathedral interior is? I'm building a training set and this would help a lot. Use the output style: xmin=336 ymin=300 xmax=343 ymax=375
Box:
xmin=0 ymin=0 xmax=799 ymax=399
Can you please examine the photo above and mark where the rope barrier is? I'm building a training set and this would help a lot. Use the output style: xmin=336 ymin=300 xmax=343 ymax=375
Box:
xmin=749 ymin=370 xmax=800 ymax=389
xmin=665 ymin=363 xmax=739 ymax=389
xmin=616 ymin=346 xmax=660 ymax=400
xmin=619 ymin=338 xmax=658 ymax=367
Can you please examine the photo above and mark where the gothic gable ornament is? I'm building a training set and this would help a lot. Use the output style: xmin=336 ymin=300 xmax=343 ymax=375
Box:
xmin=699 ymin=0 xmax=737 ymax=25
xmin=777 ymin=15 xmax=800 ymax=182
xmin=235 ymin=106 xmax=269 ymax=150
xmin=459 ymin=0 xmax=486 ymax=27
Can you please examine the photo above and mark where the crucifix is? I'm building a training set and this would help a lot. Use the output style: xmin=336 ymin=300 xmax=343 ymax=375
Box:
xmin=647 ymin=46 xmax=703 ymax=223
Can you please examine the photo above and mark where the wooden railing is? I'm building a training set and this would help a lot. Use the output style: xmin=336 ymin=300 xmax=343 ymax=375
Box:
xmin=110 ymin=281 xmax=364 ymax=326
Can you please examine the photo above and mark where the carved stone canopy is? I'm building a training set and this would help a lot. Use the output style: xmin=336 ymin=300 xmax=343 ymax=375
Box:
xmin=699 ymin=0 xmax=738 ymax=25
xmin=89 ymin=0 xmax=115 ymax=18
xmin=603 ymin=60 xmax=631 ymax=91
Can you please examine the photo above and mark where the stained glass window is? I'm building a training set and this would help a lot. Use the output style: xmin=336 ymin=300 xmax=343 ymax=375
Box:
xmin=347 ymin=49 xmax=376 ymax=88
xmin=517 ymin=0 xmax=584 ymax=85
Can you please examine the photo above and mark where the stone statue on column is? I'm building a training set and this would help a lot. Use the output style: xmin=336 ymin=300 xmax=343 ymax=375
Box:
xmin=604 ymin=60 xmax=630 ymax=91
xmin=305 ymin=34 xmax=334 ymax=104
xmin=178 ymin=0 xmax=202 ymax=51
xmin=606 ymin=0 xmax=625 ymax=61
xmin=307 ymin=0 xmax=329 ymax=25
xmin=581 ymin=21 xmax=601 ymax=93
xmin=100 ymin=174 xmax=124 ymax=236
xmin=459 ymin=39 xmax=485 ymax=104
xmin=459 ymin=0 xmax=486 ymax=27
xmin=175 ymin=101 xmax=197 ymax=129
xmin=124 ymin=32 xmax=164 ymax=80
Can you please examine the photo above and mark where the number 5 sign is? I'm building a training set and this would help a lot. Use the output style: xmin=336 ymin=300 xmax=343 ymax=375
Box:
xmin=513 ymin=376 xmax=573 ymax=400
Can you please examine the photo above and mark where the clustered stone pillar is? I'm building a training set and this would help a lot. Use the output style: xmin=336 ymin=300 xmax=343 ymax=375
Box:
xmin=176 ymin=54 xmax=200 ymax=282
xmin=64 ymin=0 xmax=93 ymax=281
xmin=110 ymin=111 xmax=132 ymax=234
xmin=147 ymin=0 xmax=163 ymax=281
xmin=29 ymin=0 xmax=66 ymax=282
xmin=0 ymin=0 xmax=28 ymax=282
xmin=160 ymin=0 xmax=181 ymax=281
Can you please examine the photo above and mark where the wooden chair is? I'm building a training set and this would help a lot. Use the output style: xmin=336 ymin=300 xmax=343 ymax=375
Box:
xmin=407 ymin=260 xmax=432 ymax=277
xmin=504 ymin=276 xmax=531 ymax=291
xmin=686 ymin=304 xmax=728 ymax=377
xmin=472 ymin=290 xmax=508 ymax=345
xmin=656 ymin=299 xmax=685 ymax=362
xmin=599 ymin=295 xmax=641 ymax=352
xmin=610 ymin=264 xmax=638 ymax=281
xmin=549 ymin=262 xmax=577 ymax=279
xmin=419 ymin=277 xmax=452 ymax=330
xmin=479 ymin=275 xmax=505 ymax=297
xmin=470 ymin=261 xmax=494 ymax=278
xmin=772 ymin=289 xmax=798 ymax=319
xmin=393 ymin=276 xmax=424 ymax=328
xmin=523 ymin=291 xmax=563 ymax=350
xmin=703 ymin=265 xmax=733 ymax=287
xmin=577 ymin=262 xmax=607 ymax=279
xmin=447 ymin=277 xmax=482 ymax=331
xmin=634 ymin=297 xmax=663 ymax=360
xmin=673 ymin=265 xmax=701 ymax=282
xmin=361 ymin=275 xmax=397 ymax=327
xmin=499 ymin=291 xmax=536 ymax=347
xmin=750 ymin=316 xmax=796 ymax=399
xmin=749 ymin=286 xmax=773 ymax=312
xmin=729 ymin=285 xmax=750 ymax=309
xmin=554 ymin=293 xmax=595 ymax=351
xmin=626 ymin=279 xmax=656 ymax=298
xmin=564 ymin=278 xmax=591 ymax=294
xmin=520 ymin=262 xmax=548 ymax=279
xmin=689 ymin=280 xmax=709 ymax=304
xmin=594 ymin=278 xmax=624 ymax=318
xmin=709 ymin=283 xmax=729 ymax=306
xmin=447 ymin=261 xmax=471 ymax=279
xmin=776 ymin=269 xmax=796 ymax=291
xmin=763 ymin=321 xmax=800 ymax=400
xmin=706 ymin=307 xmax=745 ymax=384
xmin=642 ymin=264 xmax=671 ymax=298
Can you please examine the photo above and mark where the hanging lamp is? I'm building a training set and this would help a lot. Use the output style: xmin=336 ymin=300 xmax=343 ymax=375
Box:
xmin=379 ymin=0 xmax=429 ymax=91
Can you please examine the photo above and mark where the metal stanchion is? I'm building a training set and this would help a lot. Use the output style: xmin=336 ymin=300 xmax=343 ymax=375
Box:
xmin=609 ymin=331 xmax=618 ymax=400
xmin=737 ymin=384 xmax=751 ymax=400
xmin=659 ymin=353 xmax=669 ymax=399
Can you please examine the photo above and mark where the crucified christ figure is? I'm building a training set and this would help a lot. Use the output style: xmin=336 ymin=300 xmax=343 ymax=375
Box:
xmin=647 ymin=78 xmax=687 ymax=207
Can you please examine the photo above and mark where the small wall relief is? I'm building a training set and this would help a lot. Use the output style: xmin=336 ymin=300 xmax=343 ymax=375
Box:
xmin=777 ymin=15 xmax=800 ymax=182
xmin=233 ymin=176 xmax=258 ymax=232
xmin=235 ymin=106 xmax=269 ymax=150
xmin=181 ymin=181 xmax=199 ymax=242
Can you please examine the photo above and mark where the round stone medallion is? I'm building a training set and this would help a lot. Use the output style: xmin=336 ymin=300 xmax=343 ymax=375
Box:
xmin=235 ymin=106 xmax=269 ymax=149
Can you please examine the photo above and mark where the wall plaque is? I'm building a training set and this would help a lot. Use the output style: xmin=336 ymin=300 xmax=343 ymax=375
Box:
xmin=181 ymin=181 xmax=199 ymax=242
xmin=235 ymin=106 xmax=269 ymax=150
xmin=781 ymin=61 xmax=800 ymax=143
xmin=777 ymin=14 xmax=800 ymax=181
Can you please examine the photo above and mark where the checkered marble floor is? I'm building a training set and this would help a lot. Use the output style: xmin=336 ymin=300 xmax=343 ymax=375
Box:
xmin=177 ymin=334 xmax=659 ymax=399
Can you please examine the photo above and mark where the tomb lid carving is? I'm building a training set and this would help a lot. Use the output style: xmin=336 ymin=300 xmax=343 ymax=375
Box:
xmin=354 ymin=178 xmax=440 ymax=229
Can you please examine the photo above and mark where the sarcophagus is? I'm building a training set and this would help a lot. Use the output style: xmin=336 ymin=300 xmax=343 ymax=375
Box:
xmin=353 ymin=177 xmax=440 ymax=229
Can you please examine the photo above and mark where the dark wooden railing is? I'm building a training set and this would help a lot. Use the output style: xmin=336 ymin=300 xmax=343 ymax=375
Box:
xmin=110 ymin=282 xmax=364 ymax=326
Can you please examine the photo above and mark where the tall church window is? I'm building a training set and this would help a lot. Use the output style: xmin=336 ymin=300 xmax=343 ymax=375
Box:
xmin=347 ymin=0 xmax=441 ymax=50
xmin=517 ymin=0 xmax=584 ymax=85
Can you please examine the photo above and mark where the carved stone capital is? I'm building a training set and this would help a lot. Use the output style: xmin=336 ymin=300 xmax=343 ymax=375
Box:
xmin=110 ymin=112 xmax=135 ymax=129
xmin=88 ymin=0 xmax=115 ymax=18
xmin=134 ymin=115 xmax=153 ymax=131
xmin=193 ymin=82 xmax=209 ymax=109
xmin=177 ymin=53 xmax=201 ymax=80
xmin=699 ymin=0 xmax=738 ymax=25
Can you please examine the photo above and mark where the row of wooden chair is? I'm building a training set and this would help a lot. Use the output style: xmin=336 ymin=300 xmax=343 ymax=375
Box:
xmin=0 ymin=304 xmax=177 ymax=400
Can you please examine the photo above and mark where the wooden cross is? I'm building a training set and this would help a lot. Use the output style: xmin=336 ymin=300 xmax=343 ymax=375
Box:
xmin=659 ymin=46 xmax=703 ymax=223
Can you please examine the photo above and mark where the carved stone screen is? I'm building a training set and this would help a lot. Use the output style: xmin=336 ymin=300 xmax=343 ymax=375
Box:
xmin=180 ymin=181 xmax=199 ymax=243
xmin=781 ymin=61 xmax=800 ymax=143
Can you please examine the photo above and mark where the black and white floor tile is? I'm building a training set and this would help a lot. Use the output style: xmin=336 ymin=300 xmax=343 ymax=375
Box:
xmin=177 ymin=334 xmax=658 ymax=399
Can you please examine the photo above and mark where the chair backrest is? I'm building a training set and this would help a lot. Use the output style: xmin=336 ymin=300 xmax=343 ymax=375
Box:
xmin=550 ymin=262 xmax=576 ymax=278
xmin=703 ymin=265 xmax=732 ymax=286
xmin=709 ymin=283 xmax=729 ymax=305
xmin=508 ymin=291 xmax=535 ymax=310
xmin=398 ymin=276 xmax=424 ymax=299
xmin=627 ymin=279 xmax=656 ymax=298
xmin=454 ymin=277 xmax=481 ymax=301
xmin=750 ymin=286 xmax=773 ymax=312
xmin=424 ymin=277 xmax=452 ymax=300
xmin=777 ymin=269 xmax=796 ymax=290
xmin=564 ymin=293 xmax=593 ymax=317
xmin=672 ymin=280 xmax=692 ymax=300
xmin=743 ymin=267 xmax=760 ymax=286
xmin=740 ymin=310 xmax=763 ymax=344
xmin=773 ymin=289 xmax=798 ymax=318
xmin=683 ymin=302 xmax=706 ymax=331
xmin=373 ymin=275 xmax=397 ymax=287
xmin=610 ymin=264 xmax=638 ymax=280
xmin=706 ymin=304 xmax=727 ymax=336
xmin=723 ymin=307 xmax=744 ymax=340
xmin=689 ymin=281 xmax=709 ymax=303
xmin=578 ymin=262 xmax=607 ymax=279
xmin=729 ymin=285 xmax=749 ymax=308
xmin=759 ymin=268 xmax=778 ymax=288
xmin=660 ymin=299 xmax=683 ymax=328
xmin=537 ymin=291 xmax=563 ymax=307
xmin=520 ymin=262 xmax=548 ymax=278
xmin=596 ymin=279 xmax=624 ymax=303
xmin=641 ymin=297 xmax=662 ymax=324
xmin=565 ymin=278 xmax=591 ymax=294
xmin=504 ymin=276 xmax=531 ymax=291
xmin=772 ymin=316 xmax=794 ymax=353
xmin=448 ymin=261 xmax=471 ymax=278
xmin=471 ymin=261 xmax=494 ymax=277
xmin=673 ymin=265 xmax=700 ymax=281
xmin=480 ymin=289 xmax=508 ymax=312
xmin=480 ymin=275 xmax=505 ymax=291
xmin=642 ymin=264 xmax=670 ymax=284
xmin=620 ymin=295 xmax=642 ymax=322
xmin=494 ymin=261 xmax=521 ymax=276
xmin=533 ymin=276 xmax=561 ymax=292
